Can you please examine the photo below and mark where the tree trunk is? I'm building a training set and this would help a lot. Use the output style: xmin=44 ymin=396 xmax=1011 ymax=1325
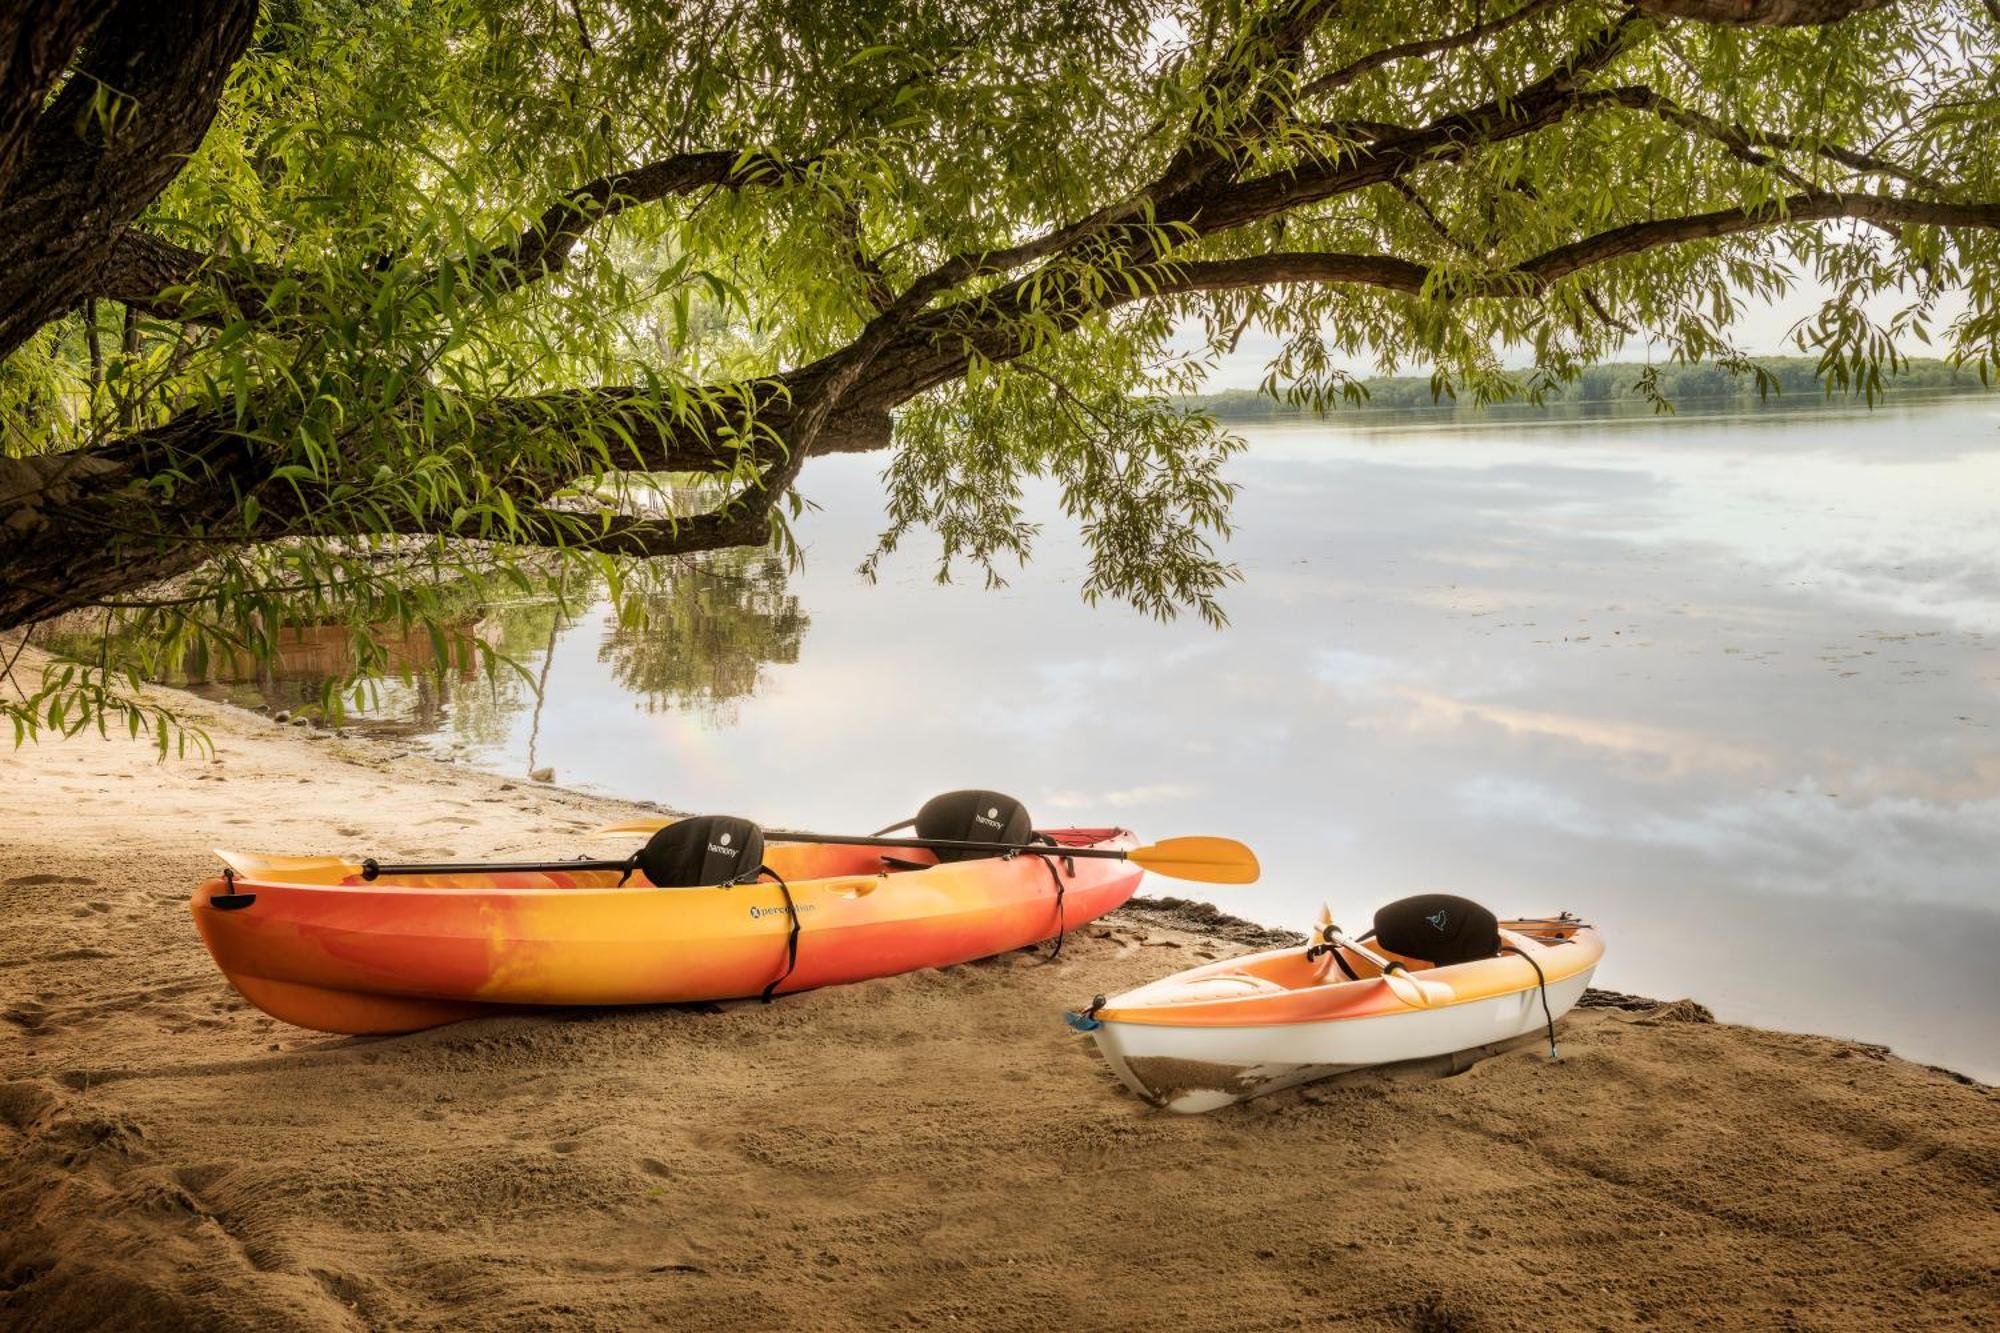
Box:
xmin=0 ymin=0 xmax=258 ymax=362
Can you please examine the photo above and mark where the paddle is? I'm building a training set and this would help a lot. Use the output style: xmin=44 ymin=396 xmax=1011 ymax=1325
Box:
xmin=1311 ymin=906 xmax=1454 ymax=1008
xmin=588 ymin=821 xmax=1258 ymax=885
xmin=216 ymin=832 xmax=1260 ymax=886
xmin=211 ymin=847 xmax=628 ymax=882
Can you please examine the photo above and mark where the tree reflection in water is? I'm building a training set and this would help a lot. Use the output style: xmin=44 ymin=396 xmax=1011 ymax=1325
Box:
xmin=29 ymin=548 xmax=807 ymax=746
xmin=598 ymin=552 xmax=806 ymax=725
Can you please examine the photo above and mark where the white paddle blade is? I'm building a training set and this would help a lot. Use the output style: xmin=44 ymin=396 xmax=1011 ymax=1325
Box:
xmin=1306 ymin=903 xmax=1337 ymax=978
xmin=1374 ymin=965 xmax=1455 ymax=1008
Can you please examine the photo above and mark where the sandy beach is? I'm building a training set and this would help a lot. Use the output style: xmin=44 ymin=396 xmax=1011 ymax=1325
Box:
xmin=2 ymin=656 xmax=1995 ymax=1331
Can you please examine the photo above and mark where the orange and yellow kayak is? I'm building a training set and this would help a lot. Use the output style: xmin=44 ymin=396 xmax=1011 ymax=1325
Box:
xmin=192 ymin=829 xmax=1140 ymax=1035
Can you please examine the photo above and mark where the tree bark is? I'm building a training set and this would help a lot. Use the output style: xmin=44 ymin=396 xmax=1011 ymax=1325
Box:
xmin=0 ymin=0 xmax=258 ymax=361
xmin=0 ymin=2 xmax=104 ymax=199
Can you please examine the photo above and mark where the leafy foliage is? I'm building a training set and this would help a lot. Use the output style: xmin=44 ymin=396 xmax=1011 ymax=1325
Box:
xmin=1192 ymin=354 xmax=1995 ymax=416
xmin=2 ymin=0 xmax=1996 ymax=744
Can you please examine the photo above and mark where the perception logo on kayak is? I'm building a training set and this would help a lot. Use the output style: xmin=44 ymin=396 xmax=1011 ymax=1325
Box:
xmin=749 ymin=903 xmax=817 ymax=920
xmin=1428 ymin=910 xmax=1448 ymax=931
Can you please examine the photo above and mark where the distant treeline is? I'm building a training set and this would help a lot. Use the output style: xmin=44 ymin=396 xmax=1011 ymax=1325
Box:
xmin=1190 ymin=358 xmax=1992 ymax=419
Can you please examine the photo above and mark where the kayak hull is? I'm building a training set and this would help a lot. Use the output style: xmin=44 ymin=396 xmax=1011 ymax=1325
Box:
xmin=1087 ymin=922 xmax=1601 ymax=1113
xmin=192 ymin=830 xmax=1140 ymax=1034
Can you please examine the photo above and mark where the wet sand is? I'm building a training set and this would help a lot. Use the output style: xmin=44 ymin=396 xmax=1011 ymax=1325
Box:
xmin=2 ymin=656 xmax=1995 ymax=1330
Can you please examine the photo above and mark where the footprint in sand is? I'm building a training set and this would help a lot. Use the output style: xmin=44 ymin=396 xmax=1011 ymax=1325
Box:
xmin=4 ymin=873 xmax=92 ymax=887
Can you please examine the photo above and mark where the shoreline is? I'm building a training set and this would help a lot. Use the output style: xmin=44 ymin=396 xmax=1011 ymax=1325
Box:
xmin=191 ymin=685 xmax=2000 ymax=1088
xmin=3 ymin=652 xmax=1996 ymax=1329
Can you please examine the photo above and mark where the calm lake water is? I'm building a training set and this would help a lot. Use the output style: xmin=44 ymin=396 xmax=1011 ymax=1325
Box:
xmin=335 ymin=394 xmax=2000 ymax=1081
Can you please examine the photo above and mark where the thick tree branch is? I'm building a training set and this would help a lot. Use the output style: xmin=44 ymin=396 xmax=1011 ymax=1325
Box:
xmin=92 ymin=229 xmax=290 ymax=322
xmin=1515 ymin=193 xmax=2000 ymax=281
xmin=470 ymin=151 xmax=813 ymax=292
xmin=499 ymin=503 xmax=779 ymax=559
xmin=1148 ymin=251 xmax=1431 ymax=297
xmin=1304 ymin=0 xmax=1572 ymax=97
xmin=87 ymin=149 xmax=812 ymax=326
xmin=1135 ymin=193 xmax=2000 ymax=303
xmin=1631 ymin=0 xmax=1896 ymax=23
xmin=861 ymin=0 xmax=1345 ymax=329
xmin=1199 ymin=14 xmax=1643 ymax=235
xmin=1601 ymin=85 xmax=1947 ymax=193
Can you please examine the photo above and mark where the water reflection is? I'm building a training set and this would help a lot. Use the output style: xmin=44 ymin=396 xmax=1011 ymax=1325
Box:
xmin=57 ymin=549 xmax=810 ymax=745
xmin=282 ymin=396 xmax=2000 ymax=1078
xmin=599 ymin=554 xmax=807 ymax=723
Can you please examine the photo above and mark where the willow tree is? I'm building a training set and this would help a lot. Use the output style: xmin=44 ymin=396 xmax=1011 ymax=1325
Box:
xmin=2 ymin=0 xmax=1996 ymax=741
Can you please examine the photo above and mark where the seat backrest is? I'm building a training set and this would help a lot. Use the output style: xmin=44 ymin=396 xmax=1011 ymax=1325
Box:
xmin=913 ymin=790 xmax=1032 ymax=862
xmin=638 ymin=816 xmax=764 ymax=887
xmin=1373 ymin=893 xmax=1499 ymax=967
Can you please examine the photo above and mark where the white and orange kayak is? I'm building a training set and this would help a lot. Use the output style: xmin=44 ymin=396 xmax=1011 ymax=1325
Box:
xmin=1079 ymin=913 xmax=1602 ymax=1113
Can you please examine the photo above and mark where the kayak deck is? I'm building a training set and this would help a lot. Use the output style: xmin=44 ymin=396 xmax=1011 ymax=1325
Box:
xmin=1094 ymin=917 xmax=1598 ymax=1026
xmin=1086 ymin=918 xmax=1602 ymax=1112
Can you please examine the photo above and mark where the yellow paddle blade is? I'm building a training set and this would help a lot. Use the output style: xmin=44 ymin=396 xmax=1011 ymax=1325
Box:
xmin=213 ymin=848 xmax=358 ymax=878
xmin=588 ymin=818 xmax=677 ymax=839
xmin=1127 ymin=836 xmax=1259 ymax=885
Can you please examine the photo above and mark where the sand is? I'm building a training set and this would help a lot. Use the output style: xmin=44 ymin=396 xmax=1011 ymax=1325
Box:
xmin=2 ymin=654 xmax=1995 ymax=1331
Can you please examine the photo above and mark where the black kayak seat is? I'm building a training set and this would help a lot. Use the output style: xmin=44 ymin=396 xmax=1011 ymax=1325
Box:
xmin=912 ymin=790 xmax=1033 ymax=862
xmin=1373 ymin=893 xmax=1500 ymax=967
xmin=638 ymin=816 xmax=765 ymax=888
